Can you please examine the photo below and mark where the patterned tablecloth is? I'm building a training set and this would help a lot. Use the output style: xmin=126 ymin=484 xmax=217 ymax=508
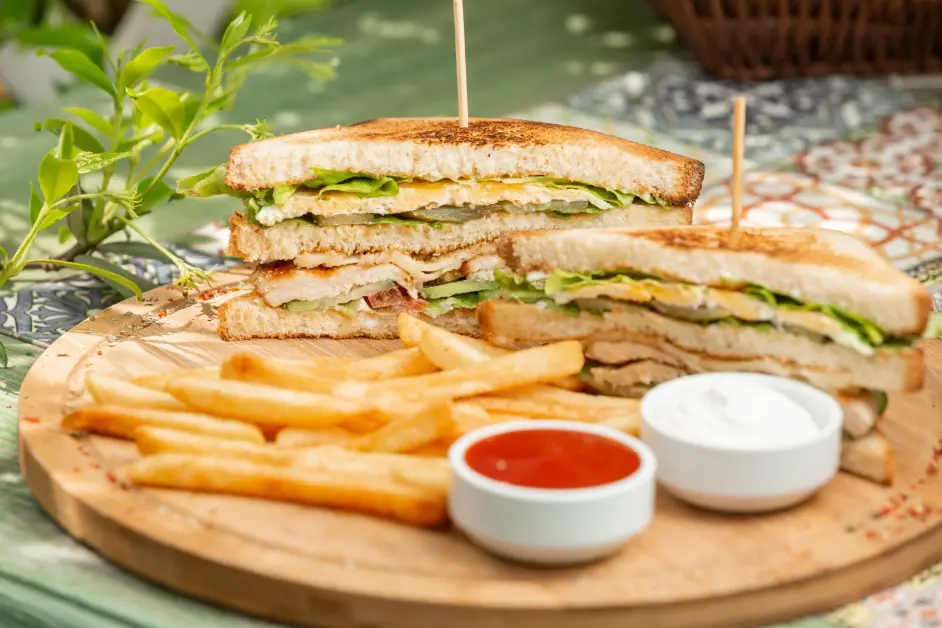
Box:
xmin=0 ymin=1 xmax=940 ymax=626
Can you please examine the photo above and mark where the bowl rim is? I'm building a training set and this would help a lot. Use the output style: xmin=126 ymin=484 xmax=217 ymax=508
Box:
xmin=640 ymin=372 xmax=844 ymax=454
xmin=447 ymin=419 xmax=657 ymax=503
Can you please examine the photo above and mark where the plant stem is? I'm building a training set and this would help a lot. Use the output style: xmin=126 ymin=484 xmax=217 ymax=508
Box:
xmin=185 ymin=124 xmax=251 ymax=146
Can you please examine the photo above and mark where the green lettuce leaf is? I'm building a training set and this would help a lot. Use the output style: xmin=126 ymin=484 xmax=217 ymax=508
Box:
xmin=500 ymin=177 xmax=649 ymax=207
xmin=305 ymin=168 xmax=404 ymax=197
xmin=424 ymin=292 xmax=484 ymax=318
xmin=925 ymin=312 xmax=942 ymax=339
xmin=745 ymin=284 xmax=886 ymax=346
xmin=543 ymin=269 xmax=656 ymax=295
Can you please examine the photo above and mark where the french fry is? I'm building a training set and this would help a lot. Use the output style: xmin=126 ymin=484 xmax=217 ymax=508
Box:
xmin=467 ymin=390 xmax=641 ymax=423
xmin=125 ymin=453 xmax=448 ymax=527
xmin=275 ymin=426 xmax=360 ymax=448
xmin=409 ymin=442 xmax=451 ymax=457
xmin=452 ymin=404 xmax=534 ymax=435
xmin=406 ymin=315 xmax=583 ymax=391
xmin=221 ymin=354 xmax=345 ymax=394
xmin=294 ymin=446 xmax=450 ymax=492
xmin=499 ymin=384 xmax=640 ymax=408
xmin=135 ymin=427 xmax=296 ymax=465
xmin=134 ymin=368 xmax=219 ymax=392
xmin=165 ymin=379 xmax=374 ymax=428
xmin=86 ymin=373 xmax=185 ymax=411
xmin=231 ymin=348 xmax=437 ymax=381
xmin=342 ymin=341 xmax=584 ymax=406
xmin=598 ymin=414 xmax=642 ymax=436
xmin=340 ymin=403 xmax=457 ymax=454
xmin=62 ymin=405 xmax=264 ymax=442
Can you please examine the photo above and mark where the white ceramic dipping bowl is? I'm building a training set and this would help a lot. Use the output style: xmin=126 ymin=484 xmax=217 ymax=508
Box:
xmin=448 ymin=420 xmax=657 ymax=566
xmin=641 ymin=372 xmax=843 ymax=514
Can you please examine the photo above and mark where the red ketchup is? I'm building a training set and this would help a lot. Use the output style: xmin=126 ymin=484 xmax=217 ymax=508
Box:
xmin=464 ymin=429 xmax=641 ymax=489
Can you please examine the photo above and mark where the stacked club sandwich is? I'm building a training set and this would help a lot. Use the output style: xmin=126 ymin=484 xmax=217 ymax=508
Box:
xmin=184 ymin=118 xmax=704 ymax=340
xmin=477 ymin=226 xmax=935 ymax=485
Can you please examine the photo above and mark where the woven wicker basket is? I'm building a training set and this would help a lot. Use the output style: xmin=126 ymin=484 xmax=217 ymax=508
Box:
xmin=654 ymin=0 xmax=942 ymax=81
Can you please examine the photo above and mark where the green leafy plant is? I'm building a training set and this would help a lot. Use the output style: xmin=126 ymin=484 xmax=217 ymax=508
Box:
xmin=0 ymin=0 xmax=339 ymax=366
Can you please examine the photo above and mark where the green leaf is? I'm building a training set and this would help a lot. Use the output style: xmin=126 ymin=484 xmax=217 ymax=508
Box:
xmin=33 ymin=258 xmax=146 ymax=300
xmin=56 ymin=120 xmax=75 ymax=159
xmin=75 ymin=151 xmax=133 ymax=174
xmin=58 ymin=225 xmax=72 ymax=244
xmin=28 ymin=183 xmax=42 ymax=225
xmin=121 ymin=45 xmax=175 ymax=87
xmin=75 ymin=254 xmax=159 ymax=295
xmin=37 ymin=206 xmax=76 ymax=231
xmin=38 ymin=150 xmax=78 ymax=204
xmin=137 ymin=177 xmax=175 ymax=213
xmin=176 ymin=165 xmax=247 ymax=198
xmin=166 ymin=52 xmax=206 ymax=72
xmin=97 ymin=241 xmax=171 ymax=261
xmin=43 ymin=49 xmax=116 ymax=97
xmin=221 ymin=12 xmax=253 ymax=56
xmin=0 ymin=340 xmax=7 ymax=369
xmin=127 ymin=87 xmax=184 ymax=139
xmin=15 ymin=26 xmax=103 ymax=64
xmin=36 ymin=118 xmax=106 ymax=154
xmin=63 ymin=107 xmax=113 ymax=138
xmin=138 ymin=0 xmax=205 ymax=63
xmin=226 ymin=35 xmax=340 ymax=71
xmin=180 ymin=92 xmax=202 ymax=130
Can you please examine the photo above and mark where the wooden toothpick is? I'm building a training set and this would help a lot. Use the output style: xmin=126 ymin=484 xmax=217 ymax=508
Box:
xmin=730 ymin=96 xmax=746 ymax=246
xmin=453 ymin=0 xmax=469 ymax=127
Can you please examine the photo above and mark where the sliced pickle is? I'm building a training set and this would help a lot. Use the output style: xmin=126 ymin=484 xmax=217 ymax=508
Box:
xmin=399 ymin=205 xmax=494 ymax=222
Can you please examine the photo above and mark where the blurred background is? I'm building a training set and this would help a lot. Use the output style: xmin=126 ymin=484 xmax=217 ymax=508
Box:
xmin=0 ymin=3 xmax=939 ymax=628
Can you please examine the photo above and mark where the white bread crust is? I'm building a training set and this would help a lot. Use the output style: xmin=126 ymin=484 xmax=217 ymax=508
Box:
xmin=218 ymin=293 xmax=478 ymax=340
xmin=228 ymin=206 xmax=692 ymax=263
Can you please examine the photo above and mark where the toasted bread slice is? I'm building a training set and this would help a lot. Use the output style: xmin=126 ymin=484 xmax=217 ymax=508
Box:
xmin=497 ymin=226 xmax=932 ymax=335
xmin=477 ymin=300 xmax=924 ymax=391
xmin=217 ymin=293 xmax=478 ymax=341
xmin=226 ymin=118 xmax=705 ymax=205
xmin=840 ymin=431 xmax=894 ymax=485
xmin=228 ymin=205 xmax=692 ymax=263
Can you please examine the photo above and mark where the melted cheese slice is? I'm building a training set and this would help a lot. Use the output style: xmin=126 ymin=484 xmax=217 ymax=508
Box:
xmin=705 ymin=290 xmax=776 ymax=321
xmin=555 ymin=281 xmax=705 ymax=306
xmin=255 ymin=180 xmax=604 ymax=225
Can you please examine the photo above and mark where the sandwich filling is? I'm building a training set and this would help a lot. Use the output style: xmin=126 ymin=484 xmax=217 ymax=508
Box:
xmin=179 ymin=166 xmax=678 ymax=228
xmin=494 ymin=269 xmax=917 ymax=356
xmin=579 ymin=337 xmax=888 ymax=436
xmin=251 ymin=244 xmax=503 ymax=319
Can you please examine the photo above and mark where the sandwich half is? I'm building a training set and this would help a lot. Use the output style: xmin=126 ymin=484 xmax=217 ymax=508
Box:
xmin=477 ymin=225 xmax=934 ymax=484
xmin=183 ymin=118 xmax=705 ymax=339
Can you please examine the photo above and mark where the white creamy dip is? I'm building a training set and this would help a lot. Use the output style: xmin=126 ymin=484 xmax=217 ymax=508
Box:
xmin=654 ymin=380 xmax=819 ymax=449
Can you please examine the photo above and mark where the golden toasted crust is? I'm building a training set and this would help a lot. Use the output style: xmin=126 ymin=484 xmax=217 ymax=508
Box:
xmin=217 ymin=293 xmax=479 ymax=341
xmin=226 ymin=117 xmax=705 ymax=205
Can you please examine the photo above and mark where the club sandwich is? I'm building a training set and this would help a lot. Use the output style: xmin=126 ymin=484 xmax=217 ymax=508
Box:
xmin=179 ymin=118 xmax=704 ymax=339
xmin=477 ymin=226 xmax=935 ymax=485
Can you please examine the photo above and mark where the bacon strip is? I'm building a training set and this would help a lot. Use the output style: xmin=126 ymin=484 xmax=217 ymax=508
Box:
xmin=366 ymin=288 xmax=427 ymax=313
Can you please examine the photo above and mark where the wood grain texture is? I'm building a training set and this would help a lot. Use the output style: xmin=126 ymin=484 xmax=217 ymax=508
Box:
xmin=17 ymin=267 xmax=942 ymax=628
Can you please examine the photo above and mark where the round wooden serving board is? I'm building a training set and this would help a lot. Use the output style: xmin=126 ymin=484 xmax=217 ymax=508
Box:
xmin=18 ymin=267 xmax=942 ymax=628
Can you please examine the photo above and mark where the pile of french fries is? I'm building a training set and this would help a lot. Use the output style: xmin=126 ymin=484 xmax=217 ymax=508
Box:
xmin=63 ymin=314 xmax=642 ymax=528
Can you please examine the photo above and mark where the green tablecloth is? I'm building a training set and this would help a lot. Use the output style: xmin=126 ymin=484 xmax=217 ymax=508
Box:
xmin=0 ymin=1 xmax=940 ymax=626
